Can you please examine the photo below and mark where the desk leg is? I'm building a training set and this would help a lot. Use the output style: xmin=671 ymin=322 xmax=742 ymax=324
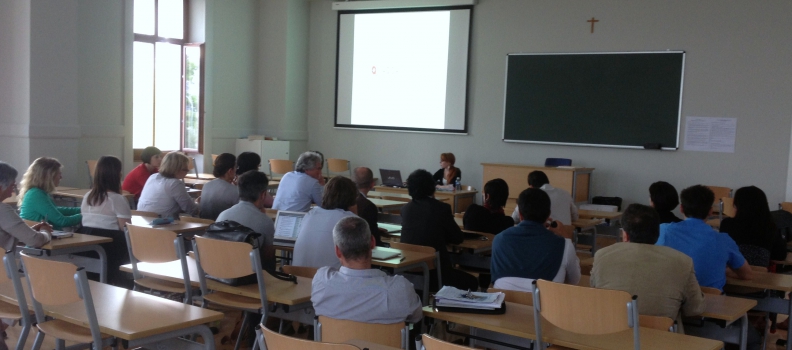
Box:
xmin=126 ymin=324 xmax=216 ymax=350
xmin=421 ymin=262 xmax=430 ymax=305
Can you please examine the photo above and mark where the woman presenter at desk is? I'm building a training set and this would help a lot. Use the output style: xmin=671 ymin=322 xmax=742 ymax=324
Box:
xmin=433 ymin=153 xmax=461 ymax=191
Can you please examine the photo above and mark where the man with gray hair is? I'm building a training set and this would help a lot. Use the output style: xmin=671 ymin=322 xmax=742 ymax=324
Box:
xmin=311 ymin=216 xmax=422 ymax=324
xmin=0 ymin=162 xmax=52 ymax=252
xmin=272 ymin=151 xmax=325 ymax=212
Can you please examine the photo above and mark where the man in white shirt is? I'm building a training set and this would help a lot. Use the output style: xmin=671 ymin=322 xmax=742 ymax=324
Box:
xmin=311 ymin=216 xmax=422 ymax=324
xmin=272 ymin=151 xmax=325 ymax=212
xmin=511 ymin=170 xmax=578 ymax=225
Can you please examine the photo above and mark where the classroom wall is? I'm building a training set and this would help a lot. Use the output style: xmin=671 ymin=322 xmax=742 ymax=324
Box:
xmin=0 ymin=0 xmax=32 ymax=173
xmin=304 ymin=0 xmax=792 ymax=207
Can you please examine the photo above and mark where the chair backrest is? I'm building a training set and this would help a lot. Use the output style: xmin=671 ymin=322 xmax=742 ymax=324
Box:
xmin=420 ymin=334 xmax=470 ymax=350
xmin=260 ymin=324 xmax=359 ymax=350
xmin=20 ymin=252 xmax=104 ymax=346
xmin=780 ymin=202 xmax=792 ymax=214
xmin=638 ymin=315 xmax=674 ymax=332
xmin=533 ymin=279 xmax=637 ymax=346
xmin=131 ymin=210 xmax=160 ymax=217
xmin=179 ymin=215 xmax=215 ymax=224
xmin=487 ymin=287 xmax=533 ymax=306
xmin=707 ymin=186 xmax=733 ymax=200
xmin=544 ymin=158 xmax=572 ymax=167
xmin=315 ymin=315 xmax=408 ymax=349
xmin=719 ymin=197 xmax=735 ymax=218
xmin=269 ymin=159 xmax=294 ymax=177
xmin=700 ymin=286 xmax=722 ymax=295
xmin=188 ymin=157 xmax=198 ymax=177
xmin=326 ymin=158 xmax=351 ymax=177
xmin=194 ymin=236 xmax=257 ymax=279
xmin=211 ymin=154 xmax=219 ymax=165
xmin=86 ymin=160 xmax=98 ymax=187
xmin=126 ymin=225 xmax=179 ymax=263
xmin=282 ymin=265 xmax=319 ymax=279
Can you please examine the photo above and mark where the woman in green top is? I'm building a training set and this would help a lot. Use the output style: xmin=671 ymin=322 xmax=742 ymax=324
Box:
xmin=18 ymin=157 xmax=82 ymax=229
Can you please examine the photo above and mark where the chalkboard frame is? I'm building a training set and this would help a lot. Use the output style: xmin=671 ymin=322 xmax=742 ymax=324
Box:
xmin=501 ymin=51 xmax=685 ymax=151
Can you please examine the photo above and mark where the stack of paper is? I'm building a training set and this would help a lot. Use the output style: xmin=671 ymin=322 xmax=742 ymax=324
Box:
xmin=434 ymin=286 xmax=505 ymax=310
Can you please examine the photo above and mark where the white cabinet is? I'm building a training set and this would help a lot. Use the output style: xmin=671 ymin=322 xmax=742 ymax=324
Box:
xmin=235 ymin=139 xmax=294 ymax=161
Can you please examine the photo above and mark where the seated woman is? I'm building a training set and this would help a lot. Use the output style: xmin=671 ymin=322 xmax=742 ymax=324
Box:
xmin=18 ymin=157 xmax=82 ymax=229
xmin=433 ymin=152 xmax=461 ymax=190
xmin=649 ymin=181 xmax=682 ymax=224
xmin=137 ymin=152 xmax=199 ymax=219
xmin=0 ymin=161 xmax=51 ymax=250
xmin=720 ymin=186 xmax=786 ymax=265
xmin=199 ymin=153 xmax=238 ymax=220
xmin=122 ymin=146 xmax=162 ymax=199
xmin=463 ymin=178 xmax=514 ymax=234
xmin=78 ymin=156 xmax=133 ymax=287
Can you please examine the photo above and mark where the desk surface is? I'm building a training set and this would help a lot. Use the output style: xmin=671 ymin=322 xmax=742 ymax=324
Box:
xmin=185 ymin=173 xmax=215 ymax=180
xmin=120 ymin=257 xmax=312 ymax=306
xmin=572 ymin=218 xmax=603 ymax=229
xmin=40 ymin=233 xmax=112 ymax=250
xmin=423 ymin=303 xmax=722 ymax=350
xmin=130 ymin=216 xmax=211 ymax=234
xmin=2 ymin=197 xmax=16 ymax=205
xmin=53 ymin=188 xmax=133 ymax=199
xmin=369 ymin=198 xmax=406 ymax=210
xmin=0 ymin=278 xmax=222 ymax=340
xmin=373 ymin=186 xmax=476 ymax=198
xmin=371 ymin=247 xmax=435 ymax=269
xmin=727 ymin=270 xmax=792 ymax=292
xmin=453 ymin=230 xmax=494 ymax=251
xmin=578 ymin=209 xmax=622 ymax=220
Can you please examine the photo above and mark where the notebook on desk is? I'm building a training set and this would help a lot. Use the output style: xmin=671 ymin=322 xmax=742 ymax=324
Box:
xmin=273 ymin=211 xmax=306 ymax=243
xmin=379 ymin=169 xmax=406 ymax=188
xmin=371 ymin=250 xmax=401 ymax=260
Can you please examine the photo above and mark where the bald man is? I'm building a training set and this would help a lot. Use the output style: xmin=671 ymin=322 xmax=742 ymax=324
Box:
xmin=353 ymin=167 xmax=385 ymax=246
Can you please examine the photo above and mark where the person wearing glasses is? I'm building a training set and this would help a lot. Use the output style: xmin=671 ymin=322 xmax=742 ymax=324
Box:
xmin=137 ymin=152 xmax=200 ymax=219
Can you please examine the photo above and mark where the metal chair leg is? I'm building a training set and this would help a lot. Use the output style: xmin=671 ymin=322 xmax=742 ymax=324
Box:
xmin=234 ymin=311 xmax=252 ymax=350
xmin=30 ymin=331 xmax=44 ymax=350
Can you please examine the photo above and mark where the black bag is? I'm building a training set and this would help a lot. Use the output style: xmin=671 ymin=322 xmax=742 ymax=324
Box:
xmin=592 ymin=196 xmax=623 ymax=211
xmin=201 ymin=220 xmax=296 ymax=286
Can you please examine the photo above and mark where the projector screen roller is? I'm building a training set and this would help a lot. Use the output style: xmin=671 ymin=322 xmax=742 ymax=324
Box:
xmin=335 ymin=7 xmax=472 ymax=133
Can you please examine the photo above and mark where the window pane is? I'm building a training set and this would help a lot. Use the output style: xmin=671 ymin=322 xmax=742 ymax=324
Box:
xmin=183 ymin=46 xmax=201 ymax=150
xmin=133 ymin=0 xmax=155 ymax=35
xmin=158 ymin=0 xmax=184 ymax=40
xmin=154 ymin=42 xmax=182 ymax=150
xmin=133 ymin=42 xmax=154 ymax=149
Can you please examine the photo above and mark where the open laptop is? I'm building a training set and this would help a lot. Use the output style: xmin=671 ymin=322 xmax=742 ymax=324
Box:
xmin=379 ymin=169 xmax=406 ymax=188
xmin=273 ymin=211 xmax=307 ymax=245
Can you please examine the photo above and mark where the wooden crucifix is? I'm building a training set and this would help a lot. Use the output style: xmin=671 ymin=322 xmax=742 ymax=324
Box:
xmin=587 ymin=17 xmax=599 ymax=33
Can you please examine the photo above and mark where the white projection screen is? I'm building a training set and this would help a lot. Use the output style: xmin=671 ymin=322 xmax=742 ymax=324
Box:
xmin=335 ymin=7 xmax=472 ymax=134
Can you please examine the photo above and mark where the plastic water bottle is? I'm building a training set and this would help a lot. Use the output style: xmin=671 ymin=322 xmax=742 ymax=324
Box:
xmin=455 ymin=177 xmax=461 ymax=191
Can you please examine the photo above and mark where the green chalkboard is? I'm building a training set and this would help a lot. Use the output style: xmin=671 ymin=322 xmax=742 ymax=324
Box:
xmin=503 ymin=52 xmax=684 ymax=149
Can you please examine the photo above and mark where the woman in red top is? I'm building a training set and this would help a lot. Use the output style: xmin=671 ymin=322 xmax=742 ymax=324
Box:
xmin=122 ymin=146 xmax=162 ymax=198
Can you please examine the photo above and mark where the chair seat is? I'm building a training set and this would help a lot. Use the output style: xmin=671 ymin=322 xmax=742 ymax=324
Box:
xmin=547 ymin=346 xmax=572 ymax=350
xmin=134 ymin=276 xmax=186 ymax=294
xmin=204 ymin=291 xmax=262 ymax=311
xmin=37 ymin=319 xmax=111 ymax=344
xmin=0 ymin=300 xmax=22 ymax=319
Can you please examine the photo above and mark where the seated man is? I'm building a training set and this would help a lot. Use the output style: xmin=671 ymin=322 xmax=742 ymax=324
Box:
xmin=352 ymin=166 xmax=385 ymax=246
xmin=656 ymin=184 xmax=752 ymax=291
xmin=493 ymin=188 xmax=580 ymax=291
xmin=511 ymin=171 xmax=578 ymax=225
xmin=311 ymin=216 xmax=422 ymax=324
xmin=293 ymin=176 xmax=358 ymax=268
xmin=216 ymin=171 xmax=276 ymax=270
xmin=400 ymin=169 xmax=478 ymax=291
xmin=272 ymin=151 xmax=324 ymax=212
xmin=591 ymin=203 xmax=704 ymax=320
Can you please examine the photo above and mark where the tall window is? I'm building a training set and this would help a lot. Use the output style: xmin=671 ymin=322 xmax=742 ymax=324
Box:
xmin=133 ymin=0 xmax=203 ymax=152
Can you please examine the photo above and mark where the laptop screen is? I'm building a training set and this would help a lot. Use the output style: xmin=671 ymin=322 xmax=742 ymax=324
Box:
xmin=274 ymin=211 xmax=307 ymax=240
xmin=379 ymin=169 xmax=403 ymax=187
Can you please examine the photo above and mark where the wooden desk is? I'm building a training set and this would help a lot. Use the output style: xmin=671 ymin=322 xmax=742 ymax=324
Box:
xmin=53 ymin=188 xmax=134 ymax=200
xmin=423 ymin=302 xmax=722 ymax=350
xmin=184 ymin=178 xmax=213 ymax=186
xmin=20 ymin=233 xmax=112 ymax=283
xmin=373 ymin=186 xmax=475 ymax=213
xmin=482 ymin=163 xmax=594 ymax=207
xmin=772 ymin=252 xmax=792 ymax=266
xmin=130 ymin=216 xmax=211 ymax=234
xmin=185 ymin=173 xmax=215 ymax=180
xmin=727 ymin=271 xmax=792 ymax=350
xmin=0 ymin=278 xmax=221 ymax=348
xmin=369 ymin=198 xmax=406 ymax=211
xmin=578 ymin=209 xmax=622 ymax=221
xmin=2 ymin=197 xmax=17 ymax=207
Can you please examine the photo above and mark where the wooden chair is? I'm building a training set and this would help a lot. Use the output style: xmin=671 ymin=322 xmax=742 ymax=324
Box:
xmin=780 ymin=202 xmax=792 ymax=214
xmin=638 ymin=315 xmax=675 ymax=332
xmin=314 ymin=315 xmax=409 ymax=349
xmin=420 ymin=333 xmax=470 ymax=350
xmin=125 ymin=224 xmax=193 ymax=303
xmin=179 ymin=215 xmax=215 ymax=225
xmin=718 ymin=197 xmax=735 ymax=222
xmin=258 ymin=324 xmax=358 ymax=350
xmin=706 ymin=186 xmax=732 ymax=214
xmin=85 ymin=160 xmax=98 ymax=187
xmin=282 ymin=265 xmax=318 ymax=279
xmin=701 ymin=286 xmax=722 ymax=295
xmin=20 ymin=252 xmax=114 ymax=350
xmin=488 ymin=287 xmax=533 ymax=306
xmin=389 ymin=241 xmax=442 ymax=287
xmin=211 ymin=154 xmax=219 ymax=165
xmin=188 ymin=156 xmax=199 ymax=178
xmin=326 ymin=158 xmax=351 ymax=178
xmin=532 ymin=279 xmax=640 ymax=350
xmin=193 ymin=235 xmax=268 ymax=350
xmin=269 ymin=159 xmax=294 ymax=179
xmin=1 ymin=251 xmax=34 ymax=350
xmin=131 ymin=210 xmax=159 ymax=217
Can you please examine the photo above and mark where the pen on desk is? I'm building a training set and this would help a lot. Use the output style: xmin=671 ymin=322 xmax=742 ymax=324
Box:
xmin=399 ymin=256 xmax=406 ymax=262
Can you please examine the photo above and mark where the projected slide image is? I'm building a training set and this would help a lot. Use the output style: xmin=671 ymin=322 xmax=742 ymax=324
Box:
xmin=349 ymin=11 xmax=451 ymax=129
